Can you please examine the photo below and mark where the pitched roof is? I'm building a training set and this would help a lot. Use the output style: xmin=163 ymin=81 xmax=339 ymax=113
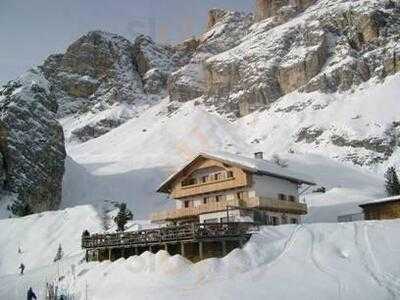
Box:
xmin=157 ymin=151 xmax=316 ymax=193
xmin=359 ymin=195 xmax=400 ymax=207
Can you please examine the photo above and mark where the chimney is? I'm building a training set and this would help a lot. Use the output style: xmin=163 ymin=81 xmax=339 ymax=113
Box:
xmin=254 ymin=152 xmax=264 ymax=159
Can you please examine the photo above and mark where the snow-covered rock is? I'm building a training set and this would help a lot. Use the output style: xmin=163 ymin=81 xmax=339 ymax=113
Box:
xmin=0 ymin=69 xmax=66 ymax=213
xmin=40 ymin=31 xmax=150 ymax=143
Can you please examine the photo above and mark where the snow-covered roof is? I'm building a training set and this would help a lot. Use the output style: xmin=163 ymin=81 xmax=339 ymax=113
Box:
xmin=157 ymin=151 xmax=316 ymax=193
xmin=359 ymin=195 xmax=400 ymax=207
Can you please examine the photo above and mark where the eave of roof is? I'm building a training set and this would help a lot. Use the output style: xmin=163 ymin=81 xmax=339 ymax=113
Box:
xmin=359 ymin=195 xmax=400 ymax=207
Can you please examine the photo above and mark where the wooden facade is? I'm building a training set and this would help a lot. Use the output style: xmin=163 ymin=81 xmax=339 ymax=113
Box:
xmin=360 ymin=198 xmax=400 ymax=220
xmin=169 ymin=158 xmax=250 ymax=199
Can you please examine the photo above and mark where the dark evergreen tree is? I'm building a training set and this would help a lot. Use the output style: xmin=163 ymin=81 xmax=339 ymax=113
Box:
xmin=53 ymin=243 xmax=64 ymax=262
xmin=114 ymin=202 xmax=133 ymax=232
xmin=7 ymin=198 xmax=33 ymax=217
xmin=384 ymin=166 xmax=400 ymax=196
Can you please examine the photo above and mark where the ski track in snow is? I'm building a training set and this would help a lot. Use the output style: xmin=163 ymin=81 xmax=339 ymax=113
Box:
xmin=304 ymin=225 xmax=344 ymax=299
xmin=362 ymin=224 xmax=400 ymax=297
xmin=353 ymin=223 xmax=398 ymax=299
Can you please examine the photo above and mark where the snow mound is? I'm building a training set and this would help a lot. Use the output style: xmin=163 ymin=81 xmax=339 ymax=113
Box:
xmin=1 ymin=210 xmax=400 ymax=299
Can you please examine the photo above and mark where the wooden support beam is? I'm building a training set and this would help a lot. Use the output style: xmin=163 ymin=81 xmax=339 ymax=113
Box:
xmin=199 ymin=242 xmax=204 ymax=260
xmin=181 ymin=242 xmax=185 ymax=257
xmin=164 ymin=243 xmax=168 ymax=253
xmin=221 ymin=240 xmax=227 ymax=257
xmin=149 ymin=245 xmax=153 ymax=253
xmin=108 ymin=248 xmax=112 ymax=261
xmin=135 ymin=247 xmax=139 ymax=256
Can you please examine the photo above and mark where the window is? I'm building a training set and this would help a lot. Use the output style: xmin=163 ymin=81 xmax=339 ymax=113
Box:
xmin=237 ymin=192 xmax=244 ymax=200
xmin=291 ymin=218 xmax=298 ymax=224
xmin=182 ymin=178 xmax=196 ymax=187
xmin=214 ymin=173 xmax=221 ymax=180
xmin=184 ymin=201 xmax=189 ymax=208
xmin=201 ymin=176 xmax=208 ymax=183
xmin=289 ymin=195 xmax=296 ymax=202
xmin=272 ymin=216 xmax=279 ymax=225
xmin=227 ymin=171 xmax=233 ymax=178
xmin=215 ymin=195 xmax=223 ymax=202
xmin=278 ymin=194 xmax=286 ymax=200
xmin=203 ymin=197 xmax=208 ymax=204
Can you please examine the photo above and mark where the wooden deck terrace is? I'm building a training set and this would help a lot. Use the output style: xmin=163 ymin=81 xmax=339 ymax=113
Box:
xmin=82 ymin=222 xmax=258 ymax=262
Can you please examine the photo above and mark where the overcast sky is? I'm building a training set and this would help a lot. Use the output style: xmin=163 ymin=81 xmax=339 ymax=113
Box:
xmin=0 ymin=0 xmax=253 ymax=85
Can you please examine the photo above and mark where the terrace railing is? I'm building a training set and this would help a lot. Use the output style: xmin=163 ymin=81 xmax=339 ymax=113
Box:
xmin=82 ymin=222 xmax=258 ymax=250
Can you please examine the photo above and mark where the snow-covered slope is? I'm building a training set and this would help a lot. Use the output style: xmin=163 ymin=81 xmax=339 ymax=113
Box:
xmin=61 ymin=74 xmax=400 ymax=220
xmin=1 ymin=206 xmax=400 ymax=299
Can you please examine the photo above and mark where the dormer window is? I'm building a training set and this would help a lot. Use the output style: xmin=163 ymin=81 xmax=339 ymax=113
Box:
xmin=278 ymin=194 xmax=286 ymax=200
xmin=289 ymin=195 xmax=296 ymax=202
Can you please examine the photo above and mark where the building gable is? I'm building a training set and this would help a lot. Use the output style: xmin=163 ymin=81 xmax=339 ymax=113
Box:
xmin=164 ymin=156 xmax=250 ymax=199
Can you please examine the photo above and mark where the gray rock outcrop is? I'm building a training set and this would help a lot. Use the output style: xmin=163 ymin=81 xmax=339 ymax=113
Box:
xmin=0 ymin=69 xmax=66 ymax=213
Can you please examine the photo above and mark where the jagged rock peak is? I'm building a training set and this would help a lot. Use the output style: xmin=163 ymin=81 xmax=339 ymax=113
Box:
xmin=40 ymin=30 xmax=144 ymax=116
xmin=255 ymin=0 xmax=316 ymax=21
xmin=207 ymin=8 xmax=231 ymax=29
xmin=0 ymin=69 xmax=66 ymax=214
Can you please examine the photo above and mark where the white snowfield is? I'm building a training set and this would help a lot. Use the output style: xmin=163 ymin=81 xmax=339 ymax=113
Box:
xmin=1 ymin=206 xmax=400 ymax=300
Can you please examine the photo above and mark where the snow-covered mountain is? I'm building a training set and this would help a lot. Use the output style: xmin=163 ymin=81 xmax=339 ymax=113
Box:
xmin=1 ymin=1 xmax=400 ymax=299
xmin=0 ymin=0 xmax=399 ymax=219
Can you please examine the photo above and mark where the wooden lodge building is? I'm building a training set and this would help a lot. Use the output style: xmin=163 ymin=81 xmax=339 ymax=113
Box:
xmin=360 ymin=195 xmax=400 ymax=220
xmin=151 ymin=151 xmax=315 ymax=225
xmin=82 ymin=151 xmax=315 ymax=262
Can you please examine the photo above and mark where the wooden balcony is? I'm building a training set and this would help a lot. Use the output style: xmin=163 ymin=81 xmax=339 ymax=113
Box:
xmin=171 ymin=167 xmax=250 ymax=199
xmin=151 ymin=196 xmax=307 ymax=222
xmin=151 ymin=198 xmax=244 ymax=222
xmin=246 ymin=197 xmax=308 ymax=215
xmin=82 ymin=222 xmax=258 ymax=250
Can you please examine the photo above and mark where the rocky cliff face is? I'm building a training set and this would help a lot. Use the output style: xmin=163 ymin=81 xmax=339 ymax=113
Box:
xmin=201 ymin=0 xmax=400 ymax=118
xmin=40 ymin=31 xmax=195 ymax=143
xmin=0 ymin=69 xmax=66 ymax=213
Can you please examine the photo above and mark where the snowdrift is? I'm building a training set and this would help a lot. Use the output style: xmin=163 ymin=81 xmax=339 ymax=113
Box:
xmin=1 ymin=206 xmax=400 ymax=299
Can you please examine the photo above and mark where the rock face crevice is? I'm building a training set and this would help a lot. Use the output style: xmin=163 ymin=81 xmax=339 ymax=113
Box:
xmin=0 ymin=69 xmax=66 ymax=213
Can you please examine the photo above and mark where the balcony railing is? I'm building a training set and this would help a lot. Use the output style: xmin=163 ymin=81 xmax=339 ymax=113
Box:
xmin=151 ymin=198 xmax=243 ymax=222
xmin=151 ymin=196 xmax=307 ymax=222
xmin=82 ymin=222 xmax=258 ymax=249
xmin=246 ymin=197 xmax=307 ymax=215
